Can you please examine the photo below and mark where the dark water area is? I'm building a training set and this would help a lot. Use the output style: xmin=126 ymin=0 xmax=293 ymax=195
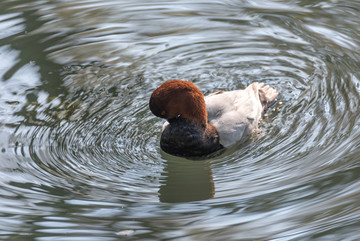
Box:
xmin=1 ymin=0 xmax=360 ymax=240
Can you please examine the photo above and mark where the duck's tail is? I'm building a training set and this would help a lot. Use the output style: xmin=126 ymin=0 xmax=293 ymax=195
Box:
xmin=258 ymin=83 xmax=279 ymax=111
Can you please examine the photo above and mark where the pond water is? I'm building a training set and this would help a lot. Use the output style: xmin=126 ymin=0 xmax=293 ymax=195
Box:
xmin=1 ymin=0 xmax=360 ymax=240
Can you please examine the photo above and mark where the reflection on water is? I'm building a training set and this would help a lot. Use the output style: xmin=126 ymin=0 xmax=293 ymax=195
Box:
xmin=159 ymin=157 xmax=215 ymax=203
xmin=1 ymin=0 xmax=360 ymax=240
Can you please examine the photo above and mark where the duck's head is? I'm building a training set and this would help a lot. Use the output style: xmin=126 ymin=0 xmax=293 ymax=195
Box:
xmin=149 ymin=80 xmax=223 ymax=157
xmin=149 ymin=80 xmax=207 ymax=126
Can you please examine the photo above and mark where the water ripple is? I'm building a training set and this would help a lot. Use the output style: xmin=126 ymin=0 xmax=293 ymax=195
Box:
xmin=1 ymin=0 xmax=360 ymax=240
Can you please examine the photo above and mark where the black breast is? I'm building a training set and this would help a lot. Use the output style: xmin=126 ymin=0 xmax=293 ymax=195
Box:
xmin=160 ymin=118 xmax=224 ymax=157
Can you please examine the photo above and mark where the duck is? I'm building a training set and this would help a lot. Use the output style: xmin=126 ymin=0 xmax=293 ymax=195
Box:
xmin=149 ymin=80 xmax=278 ymax=157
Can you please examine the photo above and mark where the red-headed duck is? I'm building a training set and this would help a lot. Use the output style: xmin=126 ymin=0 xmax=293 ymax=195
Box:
xmin=149 ymin=80 xmax=278 ymax=157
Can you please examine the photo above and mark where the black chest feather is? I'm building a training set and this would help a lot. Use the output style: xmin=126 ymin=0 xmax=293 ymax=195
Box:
xmin=160 ymin=119 xmax=223 ymax=157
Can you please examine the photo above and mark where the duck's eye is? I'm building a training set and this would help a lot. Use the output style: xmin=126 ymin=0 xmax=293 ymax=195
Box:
xmin=177 ymin=114 xmax=181 ymax=118
xmin=161 ymin=110 xmax=166 ymax=116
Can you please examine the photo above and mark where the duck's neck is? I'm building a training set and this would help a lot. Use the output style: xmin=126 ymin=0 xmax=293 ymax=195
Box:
xmin=160 ymin=118 xmax=223 ymax=157
xmin=169 ymin=93 xmax=208 ymax=127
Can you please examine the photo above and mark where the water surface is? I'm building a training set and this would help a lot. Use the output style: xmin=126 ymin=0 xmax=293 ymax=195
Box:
xmin=1 ymin=0 xmax=360 ymax=240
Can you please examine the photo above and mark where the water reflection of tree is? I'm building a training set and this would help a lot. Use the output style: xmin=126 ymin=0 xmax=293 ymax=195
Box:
xmin=4 ymin=5 xmax=66 ymax=91
xmin=1 ymin=3 xmax=142 ymax=127
xmin=0 ymin=3 xmax=68 ymax=126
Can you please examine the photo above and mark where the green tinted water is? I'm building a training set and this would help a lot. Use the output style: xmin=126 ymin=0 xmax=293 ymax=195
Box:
xmin=1 ymin=0 xmax=360 ymax=240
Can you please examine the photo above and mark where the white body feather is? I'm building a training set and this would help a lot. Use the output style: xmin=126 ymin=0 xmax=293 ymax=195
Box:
xmin=163 ymin=82 xmax=278 ymax=147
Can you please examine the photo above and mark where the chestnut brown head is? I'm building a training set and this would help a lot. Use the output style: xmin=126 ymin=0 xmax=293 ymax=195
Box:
xmin=149 ymin=80 xmax=207 ymax=126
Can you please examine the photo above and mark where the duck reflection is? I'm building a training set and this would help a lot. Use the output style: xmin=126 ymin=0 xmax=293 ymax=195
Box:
xmin=159 ymin=156 xmax=215 ymax=203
